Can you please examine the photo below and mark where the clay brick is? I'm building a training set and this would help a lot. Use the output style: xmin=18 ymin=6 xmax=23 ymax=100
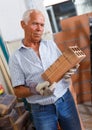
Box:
xmin=72 ymin=71 xmax=91 ymax=83
xmin=74 ymin=81 xmax=91 ymax=95
xmin=53 ymin=12 xmax=92 ymax=103
xmin=80 ymin=60 xmax=90 ymax=70
xmin=60 ymin=12 xmax=92 ymax=32
xmin=77 ymin=93 xmax=91 ymax=103
xmin=42 ymin=46 xmax=86 ymax=84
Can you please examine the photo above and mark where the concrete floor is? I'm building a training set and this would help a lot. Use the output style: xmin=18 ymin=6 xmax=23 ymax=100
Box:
xmin=78 ymin=102 xmax=92 ymax=130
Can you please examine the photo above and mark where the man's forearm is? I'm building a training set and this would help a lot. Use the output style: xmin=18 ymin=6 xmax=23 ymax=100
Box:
xmin=13 ymin=85 xmax=32 ymax=98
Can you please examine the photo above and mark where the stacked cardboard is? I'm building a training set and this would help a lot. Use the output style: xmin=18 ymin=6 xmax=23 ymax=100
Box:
xmin=42 ymin=46 xmax=86 ymax=84
xmin=0 ymin=93 xmax=33 ymax=130
xmin=0 ymin=93 xmax=17 ymax=116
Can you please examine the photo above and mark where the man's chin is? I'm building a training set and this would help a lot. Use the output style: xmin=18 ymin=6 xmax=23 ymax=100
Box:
xmin=33 ymin=38 xmax=41 ymax=43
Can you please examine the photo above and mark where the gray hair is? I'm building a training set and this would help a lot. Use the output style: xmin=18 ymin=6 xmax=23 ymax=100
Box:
xmin=22 ymin=9 xmax=44 ymax=24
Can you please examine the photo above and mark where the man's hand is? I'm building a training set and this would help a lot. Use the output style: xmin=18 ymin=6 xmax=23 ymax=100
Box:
xmin=64 ymin=64 xmax=80 ymax=79
xmin=36 ymin=81 xmax=56 ymax=96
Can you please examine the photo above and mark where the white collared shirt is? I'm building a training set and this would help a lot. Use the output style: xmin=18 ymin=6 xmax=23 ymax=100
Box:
xmin=9 ymin=40 xmax=70 ymax=105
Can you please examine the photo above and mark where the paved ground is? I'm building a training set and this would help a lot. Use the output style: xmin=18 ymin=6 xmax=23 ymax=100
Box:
xmin=78 ymin=102 xmax=92 ymax=130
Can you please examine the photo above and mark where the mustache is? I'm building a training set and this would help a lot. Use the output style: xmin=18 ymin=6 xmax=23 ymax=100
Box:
xmin=33 ymin=33 xmax=42 ymax=36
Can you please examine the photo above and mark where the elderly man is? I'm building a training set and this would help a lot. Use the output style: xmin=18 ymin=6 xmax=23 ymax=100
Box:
xmin=9 ymin=9 xmax=82 ymax=130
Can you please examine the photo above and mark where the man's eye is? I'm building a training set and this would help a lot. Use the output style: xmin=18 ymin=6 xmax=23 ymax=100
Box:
xmin=41 ymin=24 xmax=44 ymax=27
xmin=32 ymin=23 xmax=36 ymax=25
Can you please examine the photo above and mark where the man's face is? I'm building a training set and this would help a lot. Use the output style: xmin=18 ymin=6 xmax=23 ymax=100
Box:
xmin=23 ymin=13 xmax=45 ymax=43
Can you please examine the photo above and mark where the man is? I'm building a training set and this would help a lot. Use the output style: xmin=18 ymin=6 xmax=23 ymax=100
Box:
xmin=9 ymin=9 xmax=81 ymax=130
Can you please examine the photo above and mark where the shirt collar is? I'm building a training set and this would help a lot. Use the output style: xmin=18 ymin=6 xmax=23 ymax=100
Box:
xmin=19 ymin=39 xmax=43 ymax=50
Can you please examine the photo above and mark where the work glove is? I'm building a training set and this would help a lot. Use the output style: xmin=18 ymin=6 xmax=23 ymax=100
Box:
xmin=36 ymin=81 xmax=56 ymax=96
xmin=63 ymin=64 xmax=80 ymax=79
xmin=29 ymin=81 xmax=56 ymax=96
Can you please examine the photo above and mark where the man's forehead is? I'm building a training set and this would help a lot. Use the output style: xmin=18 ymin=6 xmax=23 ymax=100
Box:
xmin=29 ymin=13 xmax=45 ymax=22
xmin=30 ymin=11 xmax=44 ymax=19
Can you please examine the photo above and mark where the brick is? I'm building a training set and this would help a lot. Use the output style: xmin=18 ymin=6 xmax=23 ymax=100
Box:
xmin=74 ymin=81 xmax=91 ymax=95
xmin=77 ymin=93 xmax=92 ymax=103
xmin=42 ymin=46 xmax=86 ymax=84
xmin=54 ymin=12 xmax=92 ymax=103
xmin=72 ymin=71 xmax=91 ymax=83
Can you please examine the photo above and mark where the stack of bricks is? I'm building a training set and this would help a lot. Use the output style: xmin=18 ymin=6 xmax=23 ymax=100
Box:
xmin=0 ymin=93 xmax=32 ymax=130
xmin=42 ymin=46 xmax=86 ymax=84
xmin=54 ymin=12 xmax=92 ymax=103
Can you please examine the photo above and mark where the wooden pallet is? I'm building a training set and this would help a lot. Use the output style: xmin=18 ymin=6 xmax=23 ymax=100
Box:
xmin=0 ymin=109 xmax=19 ymax=127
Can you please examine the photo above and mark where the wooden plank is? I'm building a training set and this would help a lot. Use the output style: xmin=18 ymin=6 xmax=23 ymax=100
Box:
xmin=0 ymin=56 xmax=14 ymax=94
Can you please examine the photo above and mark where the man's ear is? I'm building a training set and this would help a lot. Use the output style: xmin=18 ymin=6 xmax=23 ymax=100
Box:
xmin=21 ymin=21 xmax=26 ymax=29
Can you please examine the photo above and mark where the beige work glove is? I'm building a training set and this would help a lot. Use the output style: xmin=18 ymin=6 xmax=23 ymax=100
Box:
xmin=36 ymin=81 xmax=56 ymax=96
xmin=64 ymin=64 xmax=80 ymax=79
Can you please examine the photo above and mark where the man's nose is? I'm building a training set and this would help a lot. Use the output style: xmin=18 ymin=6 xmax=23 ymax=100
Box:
xmin=37 ymin=25 xmax=42 ymax=31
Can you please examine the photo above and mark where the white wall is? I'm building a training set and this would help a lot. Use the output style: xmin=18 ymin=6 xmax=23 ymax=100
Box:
xmin=44 ymin=0 xmax=69 ymax=6
xmin=0 ymin=0 xmax=26 ymax=41
xmin=74 ymin=0 xmax=92 ymax=15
